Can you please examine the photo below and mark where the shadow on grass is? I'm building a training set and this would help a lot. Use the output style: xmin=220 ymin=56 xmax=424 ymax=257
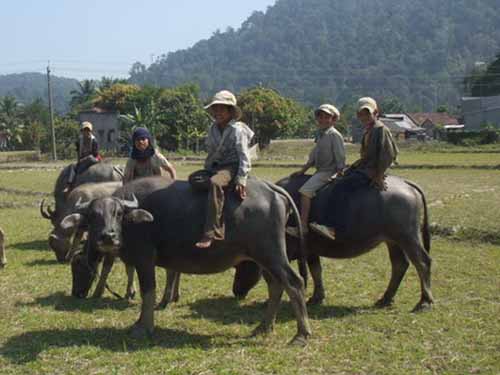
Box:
xmin=16 ymin=291 xmax=134 ymax=313
xmin=185 ymin=296 xmax=367 ymax=325
xmin=24 ymin=258 xmax=60 ymax=267
xmin=11 ymin=240 xmax=49 ymax=252
xmin=0 ymin=326 xmax=216 ymax=364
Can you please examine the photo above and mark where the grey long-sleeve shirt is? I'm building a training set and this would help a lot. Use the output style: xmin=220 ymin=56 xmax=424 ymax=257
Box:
xmin=306 ymin=126 xmax=346 ymax=173
xmin=205 ymin=120 xmax=255 ymax=186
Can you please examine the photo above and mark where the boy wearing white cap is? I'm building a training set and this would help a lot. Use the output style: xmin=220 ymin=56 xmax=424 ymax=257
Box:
xmin=194 ymin=90 xmax=254 ymax=249
xmin=310 ymin=97 xmax=398 ymax=240
xmin=286 ymin=104 xmax=345 ymax=237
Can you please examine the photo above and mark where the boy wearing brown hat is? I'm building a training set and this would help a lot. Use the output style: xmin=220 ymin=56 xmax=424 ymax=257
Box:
xmin=195 ymin=90 xmax=254 ymax=249
xmin=286 ymin=104 xmax=345 ymax=238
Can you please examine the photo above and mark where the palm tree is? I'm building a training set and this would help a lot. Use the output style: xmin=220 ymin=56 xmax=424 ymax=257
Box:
xmin=118 ymin=99 xmax=162 ymax=145
xmin=0 ymin=96 xmax=24 ymax=149
xmin=70 ymin=80 xmax=97 ymax=110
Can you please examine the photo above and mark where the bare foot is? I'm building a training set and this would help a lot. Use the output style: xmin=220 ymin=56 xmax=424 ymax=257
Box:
xmin=195 ymin=236 xmax=213 ymax=248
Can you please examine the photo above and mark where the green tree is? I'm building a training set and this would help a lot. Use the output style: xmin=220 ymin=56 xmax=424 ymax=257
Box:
xmin=118 ymin=99 xmax=163 ymax=145
xmin=0 ymin=96 xmax=25 ymax=149
xmin=70 ymin=80 xmax=97 ymax=111
xmin=238 ymin=87 xmax=302 ymax=148
xmin=157 ymin=84 xmax=210 ymax=151
xmin=93 ymin=83 xmax=141 ymax=113
xmin=379 ymin=97 xmax=406 ymax=114
xmin=467 ymin=53 xmax=500 ymax=97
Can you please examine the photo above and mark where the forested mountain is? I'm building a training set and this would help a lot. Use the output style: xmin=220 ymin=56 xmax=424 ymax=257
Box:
xmin=0 ymin=73 xmax=78 ymax=113
xmin=129 ymin=0 xmax=500 ymax=111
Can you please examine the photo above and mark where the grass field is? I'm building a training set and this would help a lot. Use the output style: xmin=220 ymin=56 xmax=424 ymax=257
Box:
xmin=0 ymin=143 xmax=499 ymax=374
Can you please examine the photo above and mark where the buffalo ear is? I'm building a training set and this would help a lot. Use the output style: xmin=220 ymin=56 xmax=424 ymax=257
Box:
xmin=124 ymin=209 xmax=154 ymax=224
xmin=60 ymin=213 xmax=85 ymax=233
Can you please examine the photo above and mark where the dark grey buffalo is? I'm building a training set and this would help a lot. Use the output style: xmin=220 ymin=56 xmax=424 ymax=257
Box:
xmin=63 ymin=178 xmax=311 ymax=345
xmin=0 ymin=226 xmax=6 ymax=268
xmin=71 ymin=176 xmax=266 ymax=309
xmin=44 ymin=181 xmax=122 ymax=262
xmin=40 ymin=162 xmax=122 ymax=261
xmin=70 ymin=176 xmax=174 ymax=303
xmin=234 ymin=174 xmax=434 ymax=312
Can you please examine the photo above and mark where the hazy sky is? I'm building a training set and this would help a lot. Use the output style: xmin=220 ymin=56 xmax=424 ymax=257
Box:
xmin=0 ymin=0 xmax=277 ymax=80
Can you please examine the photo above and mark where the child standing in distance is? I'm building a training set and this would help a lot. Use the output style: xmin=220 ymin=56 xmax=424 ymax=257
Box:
xmin=195 ymin=90 xmax=254 ymax=249
xmin=286 ymin=104 xmax=345 ymax=237
xmin=310 ymin=97 xmax=398 ymax=240
xmin=123 ymin=127 xmax=176 ymax=183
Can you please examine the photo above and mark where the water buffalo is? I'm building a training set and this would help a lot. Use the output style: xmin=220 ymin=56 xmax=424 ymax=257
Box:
xmin=63 ymin=178 xmax=311 ymax=345
xmin=71 ymin=176 xmax=266 ymax=309
xmin=0 ymin=226 xmax=6 ymax=268
xmin=70 ymin=176 xmax=174 ymax=303
xmin=40 ymin=162 xmax=122 ymax=227
xmin=233 ymin=174 xmax=433 ymax=312
xmin=40 ymin=162 xmax=122 ymax=260
xmin=45 ymin=181 xmax=122 ymax=262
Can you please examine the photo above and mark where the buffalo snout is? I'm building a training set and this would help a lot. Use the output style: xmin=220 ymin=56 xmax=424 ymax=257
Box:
xmin=49 ymin=233 xmax=71 ymax=263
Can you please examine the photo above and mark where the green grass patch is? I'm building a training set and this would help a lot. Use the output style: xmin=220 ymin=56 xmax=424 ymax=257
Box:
xmin=0 ymin=144 xmax=499 ymax=373
xmin=0 ymin=215 xmax=498 ymax=374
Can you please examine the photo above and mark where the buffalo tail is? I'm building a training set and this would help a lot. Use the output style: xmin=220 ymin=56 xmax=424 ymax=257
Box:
xmin=405 ymin=180 xmax=431 ymax=253
xmin=263 ymin=181 xmax=308 ymax=288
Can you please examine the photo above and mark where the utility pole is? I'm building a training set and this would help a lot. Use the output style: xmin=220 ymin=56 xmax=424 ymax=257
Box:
xmin=47 ymin=63 xmax=57 ymax=161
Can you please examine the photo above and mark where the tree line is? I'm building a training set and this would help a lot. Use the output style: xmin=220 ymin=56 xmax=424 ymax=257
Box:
xmin=0 ymin=80 xmax=343 ymax=155
xmin=129 ymin=0 xmax=500 ymax=112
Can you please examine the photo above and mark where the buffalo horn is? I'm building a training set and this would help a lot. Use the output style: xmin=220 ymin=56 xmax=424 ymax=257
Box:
xmin=122 ymin=194 xmax=139 ymax=209
xmin=74 ymin=198 xmax=91 ymax=213
xmin=40 ymin=199 xmax=53 ymax=219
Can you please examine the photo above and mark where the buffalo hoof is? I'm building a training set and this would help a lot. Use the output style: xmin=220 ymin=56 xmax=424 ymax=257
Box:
xmin=374 ymin=296 xmax=394 ymax=308
xmin=125 ymin=291 xmax=136 ymax=300
xmin=129 ymin=323 xmax=153 ymax=339
xmin=233 ymin=292 xmax=248 ymax=300
xmin=307 ymin=295 xmax=324 ymax=306
xmin=250 ymin=323 xmax=273 ymax=337
xmin=92 ymin=290 xmax=104 ymax=299
xmin=412 ymin=300 xmax=433 ymax=313
xmin=155 ymin=301 xmax=169 ymax=310
xmin=288 ymin=333 xmax=309 ymax=347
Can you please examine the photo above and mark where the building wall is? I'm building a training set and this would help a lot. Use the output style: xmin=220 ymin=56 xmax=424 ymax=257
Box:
xmin=78 ymin=112 xmax=120 ymax=151
xmin=462 ymin=96 xmax=500 ymax=130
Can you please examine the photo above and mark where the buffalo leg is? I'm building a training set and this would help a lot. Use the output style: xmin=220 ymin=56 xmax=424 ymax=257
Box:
xmin=66 ymin=229 xmax=85 ymax=261
xmin=156 ymin=269 xmax=181 ymax=310
xmin=251 ymin=270 xmax=284 ymax=336
xmin=92 ymin=254 xmax=115 ymax=298
xmin=401 ymin=238 xmax=434 ymax=311
xmin=255 ymin=256 xmax=311 ymax=346
xmin=376 ymin=243 xmax=409 ymax=307
xmin=131 ymin=260 xmax=156 ymax=338
xmin=233 ymin=261 xmax=262 ymax=299
xmin=125 ymin=264 xmax=136 ymax=300
xmin=307 ymin=254 xmax=325 ymax=305
xmin=0 ymin=227 xmax=6 ymax=268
